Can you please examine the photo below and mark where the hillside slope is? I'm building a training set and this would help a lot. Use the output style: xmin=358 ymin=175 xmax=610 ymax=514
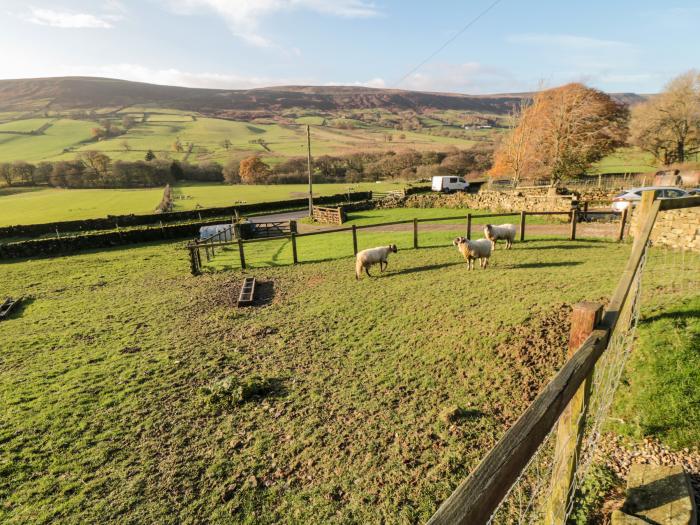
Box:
xmin=0 ymin=77 xmax=645 ymax=115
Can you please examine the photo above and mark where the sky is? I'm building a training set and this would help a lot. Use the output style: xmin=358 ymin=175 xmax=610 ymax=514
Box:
xmin=0 ymin=0 xmax=698 ymax=95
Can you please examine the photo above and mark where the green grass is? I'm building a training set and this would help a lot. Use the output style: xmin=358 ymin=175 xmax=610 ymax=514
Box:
xmin=0 ymin=237 xmax=637 ymax=523
xmin=0 ymin=118 xmax=54 ymax=133
xmin=609 ymin=255 xmax=700 ymax=448
xmin=341 ymin=208 xmax=558 ymax=227
xmin=590 ymin=147 xmax=657 ymax=174
xmin=0 ymin=108 xmax=487 ymax=165
xmin=0 ymin=119 xmax=97 ymax=163
xmin=0 ymin=182 xmax=406 ymax=226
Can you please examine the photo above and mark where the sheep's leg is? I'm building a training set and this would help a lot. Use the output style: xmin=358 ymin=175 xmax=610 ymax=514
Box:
xmin=365 ymin=265 xmax=372 ymax=277
xmin=491 ymin=240 xmax=496 ymax=251
xmin=381 ymin=259 xmax=388 ymax=272
xmin=482 ymin=257 xmax=488 ymax=269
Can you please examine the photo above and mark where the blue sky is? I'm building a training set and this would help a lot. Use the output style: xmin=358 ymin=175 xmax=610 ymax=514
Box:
xmin=0 ymin=0 xmax=697 ymax=94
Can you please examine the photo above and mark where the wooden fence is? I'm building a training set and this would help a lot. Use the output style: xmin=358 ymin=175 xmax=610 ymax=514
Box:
xmin=426 ymin=193 xmax=700 ymax=524
xmin=312 ymin=205 xmax=346 ymax=225
xmin=186 ymin=205 xmax=630 ymax=275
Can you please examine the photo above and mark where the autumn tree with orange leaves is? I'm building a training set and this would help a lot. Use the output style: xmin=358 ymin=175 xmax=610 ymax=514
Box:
xmin=492 ymin=83 xmax=628 ymax=185
xmin=239 ymin=155 xmax=271 ymax=184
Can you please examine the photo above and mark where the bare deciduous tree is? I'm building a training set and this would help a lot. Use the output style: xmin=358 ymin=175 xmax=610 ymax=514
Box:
xmin=631 ymin=70 xmax=700 ymax=165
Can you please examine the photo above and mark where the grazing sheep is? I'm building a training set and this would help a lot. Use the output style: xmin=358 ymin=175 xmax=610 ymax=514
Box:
xmin=355 ymin=244 xmax=398 ymax=280
xmin=483 ymin=223 xmax=517 ymax=250
xmin=453 ymin=236 xmax=492 ymax=270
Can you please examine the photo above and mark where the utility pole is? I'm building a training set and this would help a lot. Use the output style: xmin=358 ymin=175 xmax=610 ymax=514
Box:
xmin=306 ymin=125 xmax=313 ymax=217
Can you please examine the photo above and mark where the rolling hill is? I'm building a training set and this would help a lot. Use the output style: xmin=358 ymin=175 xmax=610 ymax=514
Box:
xmin=0 ymin=76 xmax=645 ymax=117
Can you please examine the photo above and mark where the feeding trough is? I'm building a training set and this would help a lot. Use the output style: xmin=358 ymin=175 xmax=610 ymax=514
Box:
xmin=0 ymin=297 xmax=21 ymax=320
xmin=237 ymin=277 xmax=256 ymax=307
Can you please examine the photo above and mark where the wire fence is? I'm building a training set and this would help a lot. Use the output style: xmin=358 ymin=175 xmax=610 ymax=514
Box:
xmin=487 ymin=244 xmax=647 ymax=525
xmin=427 ymin=193 xmax=700 ymax=525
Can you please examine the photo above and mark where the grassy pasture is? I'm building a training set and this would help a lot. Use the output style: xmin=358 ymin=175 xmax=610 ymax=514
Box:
xmin=0 ymin=109 xmax=485 ymax=165
xmin=0 ymin=235 xmax=640 ymax=523
xmin=0 ymin=182 xmax=404 ymax=226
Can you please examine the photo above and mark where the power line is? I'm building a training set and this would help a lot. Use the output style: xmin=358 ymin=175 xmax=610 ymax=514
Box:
xmin=393 ymin=0 xmax=505 ymax=88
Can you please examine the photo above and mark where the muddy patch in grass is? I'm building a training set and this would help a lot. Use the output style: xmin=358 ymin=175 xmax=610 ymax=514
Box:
xmin=493 ymin=303 xmax=572 ymax=422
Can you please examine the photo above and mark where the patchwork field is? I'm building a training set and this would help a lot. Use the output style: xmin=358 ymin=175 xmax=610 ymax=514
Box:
xmin=1 ymin=236 xmax=640 ymax=523
xmin=0 ymin=108 xmax=485 ymax=165
xmin=0 ymin=182 xmax=404 ymax=226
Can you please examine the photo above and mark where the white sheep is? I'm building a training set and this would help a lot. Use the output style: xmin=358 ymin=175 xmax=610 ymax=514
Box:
xmin=355 ymin=244 xmax=398 ymax=280
xmin=453 ymin=236 xmax=492 ymax=270
xmin=483 ymin=223 xmax=516 ymax=250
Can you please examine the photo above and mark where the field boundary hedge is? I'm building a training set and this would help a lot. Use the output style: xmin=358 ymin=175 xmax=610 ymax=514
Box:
xmin=0 ymin=191 xmax=372 ymax=239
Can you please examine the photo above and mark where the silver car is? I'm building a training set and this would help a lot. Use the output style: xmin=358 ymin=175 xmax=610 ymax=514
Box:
xmin=611 ymin=186 xmax=689 ymax=211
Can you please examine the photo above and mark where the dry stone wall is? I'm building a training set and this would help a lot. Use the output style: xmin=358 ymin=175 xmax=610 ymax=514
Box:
xmin=384 ymin=190 xmax=575 ymax=215
xmin=630 ymin=206 xmax=700 ymax=252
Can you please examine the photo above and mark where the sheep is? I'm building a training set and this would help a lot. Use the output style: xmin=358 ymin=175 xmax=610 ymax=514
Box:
xmin=483 ymin=223 xmax=517 ymax=250
xmin=355 ymin=244 xmax=398 ymax=280
xmin=453 ymin=236 xmax=492 ymax=270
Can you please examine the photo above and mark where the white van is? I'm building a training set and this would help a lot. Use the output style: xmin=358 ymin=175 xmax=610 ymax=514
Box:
xmin=432 ymin=175 xmax=469 ymax=193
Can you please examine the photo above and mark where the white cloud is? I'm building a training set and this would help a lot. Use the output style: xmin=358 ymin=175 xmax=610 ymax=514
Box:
xmin=398 ymin=62 xmax=522 ymax=94
xmin=507 ymin=33 xmax=631 ymax=50
xmin=165 ymin=0 xmax=379 ymax=48
xmin=22 ymin=7 xmax=120 ymax=29
xmin=325 ymin=77 xmax=386 ymax=88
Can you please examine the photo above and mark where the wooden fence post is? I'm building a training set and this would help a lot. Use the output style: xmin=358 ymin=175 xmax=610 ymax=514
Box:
xmin=545 ymin=302 xmax=603 ymax=525
xmin=237 ymin=238 xmax=246 ymax=270
xmin=569 ymin=210 xmax=577 ymax=241
xmin=413 ymin=218 xmax=418 ymax=249
xmin=291 ymin=233 xmax=298 ymax=264
xmin=188 ymin=245 xmax=200 ymax=275
xmin=617 ymin=207 xmax=628 ymax=242
xmin=466 ymin=213 xmax=472 ymax=240
xmin=352 ymin=224 xmax=358 ymax=256
xmin=519 ymin=211 xmax=526 ymax=242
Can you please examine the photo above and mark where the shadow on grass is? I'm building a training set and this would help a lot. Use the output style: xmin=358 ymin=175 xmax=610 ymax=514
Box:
xmin=381 ymin=261 xmax=462 ymax=277
xmin=508 ymin=261 xmax=583 ymax=269
xmin=641 ymin=308 xmax=700 ymax=325
xmin=515 ymin=243 xmax=607 ymax=251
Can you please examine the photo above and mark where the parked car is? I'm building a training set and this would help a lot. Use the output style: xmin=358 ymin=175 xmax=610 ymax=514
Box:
xmin=431 ymin=175 xmax=469 ymax=193
xmin=611 ymin=186 xmax=689 ymax=211
xmin=687 ymin=187 xmax=700 ymax=196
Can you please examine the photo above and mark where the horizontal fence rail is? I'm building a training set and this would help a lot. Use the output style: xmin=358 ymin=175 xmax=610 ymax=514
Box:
xmin=185 ymin=205 xmax=628 ymax=275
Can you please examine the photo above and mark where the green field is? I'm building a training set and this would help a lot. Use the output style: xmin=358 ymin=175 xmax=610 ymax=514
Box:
xmin=1 ymin=234 xmax=643 ymax=523
xmin=0 ymin=183 xmax=405 ymax=226
xmin=0 ymin=108 xmax=485 ymax=165
xmin=589 ymin=147 xmax=657 ymax=174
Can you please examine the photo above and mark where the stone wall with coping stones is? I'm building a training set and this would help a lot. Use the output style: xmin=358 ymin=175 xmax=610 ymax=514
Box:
xmin=386 ymin=190 xmax=576 ymax=215
xmin=630 ymin=206 xmax=700 ymax=252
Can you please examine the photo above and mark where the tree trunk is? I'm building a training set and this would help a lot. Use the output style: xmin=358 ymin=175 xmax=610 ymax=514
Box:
xmin=677 ymin=140 xmax=685 ymax=163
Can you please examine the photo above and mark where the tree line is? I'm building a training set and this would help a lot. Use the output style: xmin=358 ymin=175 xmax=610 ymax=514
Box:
xmin=0 ymin=154 xmax=223 ymax=189
xmin=0 ymin=146 xmax=492 ymax=189
xmin=223 ymin=147 xmax=492 ymax=185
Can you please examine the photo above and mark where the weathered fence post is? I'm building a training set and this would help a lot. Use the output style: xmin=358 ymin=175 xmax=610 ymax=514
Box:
xmin=237 ymin=238 xmax=246 ymax=270
xmin=546 ymin=302 xmax=603 ymax=525
xmin=413 ymin=218 xmax=418 ymax=249
xmin=617 ymin=207 xmax=628 ymax=242
xmin=466 ymin=213 xmax=472 ymax=240
xmin=352 ymin=224 xmax=358 ymax=256
xmin=569 ymin=210 xmax=577 ymax=240
xmin=519 ymin=211 xmax=526 ymax=242
xmin=188 ymin=244 xmax=200 ymax=275
xmin=582 ymin=202 xmax=589 ymax=222
xmin=291 ymin=233 xmax=298 ymax=264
